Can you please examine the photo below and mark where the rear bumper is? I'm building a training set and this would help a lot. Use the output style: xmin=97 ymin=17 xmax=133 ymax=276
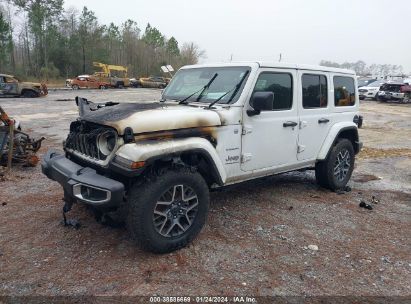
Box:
xmin=41 ymin=149 xmax=125 ymax=207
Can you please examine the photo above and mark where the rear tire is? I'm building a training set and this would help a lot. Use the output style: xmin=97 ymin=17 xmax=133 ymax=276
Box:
xmin=127 ymin=168 xmax=210 ymax=253
xmin=315 ymin=139 xmax=355 ymax=190
xmin=72 ymin=84 xmax=80 ymax=90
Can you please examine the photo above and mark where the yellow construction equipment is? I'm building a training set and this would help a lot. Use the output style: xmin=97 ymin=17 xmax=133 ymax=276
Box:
xmin=92 ymin=62 xmax=130 ymax=88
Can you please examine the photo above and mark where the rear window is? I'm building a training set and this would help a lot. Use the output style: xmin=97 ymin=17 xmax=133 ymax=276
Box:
xmin=380 ymin=84 xmax=402 ymax=92
xmin=334 ymin=76 xmax=356 ymax=107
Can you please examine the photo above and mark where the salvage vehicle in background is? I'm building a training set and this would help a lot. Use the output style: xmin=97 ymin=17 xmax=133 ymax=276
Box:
xmin=92 ymin=62 xmax=130 ymax=88
xmin=130 ymin=76 xmax=168 ymax=88
xmin=0 ymin=106 xmax=44 ymax=167
xmin=376 ymin=82 xmax=411 ymax=102
xmin=70 ymin=75 xmax=110 ymax=90
xmin=358 ymin=79 xmax=386 ymax=100
xmin=402 ymin=85 xmax=411 ymax=102
xmin=0 ymin=74 xmax=48 ymax=98
xmin=42 ymin=62 xmax=362 ymax=253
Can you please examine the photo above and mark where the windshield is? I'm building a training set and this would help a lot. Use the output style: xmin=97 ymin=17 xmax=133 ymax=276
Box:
xmin=358 ymin=79 xmax=376 ymax=87
xmin=162 ymin=66 xmax=251 ymax=104
xmin=366 ymin=80 xmax=385 ymax=87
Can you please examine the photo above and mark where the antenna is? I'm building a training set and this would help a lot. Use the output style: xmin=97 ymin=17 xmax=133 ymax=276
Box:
xmin=279 ymin=53 xmax=282 ymax=62
xmin=230 ymin=54 xmax=233 ymax=62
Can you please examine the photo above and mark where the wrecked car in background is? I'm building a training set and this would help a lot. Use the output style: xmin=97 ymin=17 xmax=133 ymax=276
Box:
xmin=130 ymin=76 xmax=168 ymax=88
xmin=0 ymin=74 xmax=48 ymax=98
xmin=376 ymin=82 xmax=411 ymax=103
xmin=70 ymin=75 xmax=110 ymax=90
xmin=0 ymin=106 xmax=44 ymax=168
xmin=42 ymin=62 xmax=362 ymax=253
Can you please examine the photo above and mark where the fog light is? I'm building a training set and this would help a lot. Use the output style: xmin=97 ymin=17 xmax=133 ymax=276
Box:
xmin=73 ymin=184 xmax=111 ymax=203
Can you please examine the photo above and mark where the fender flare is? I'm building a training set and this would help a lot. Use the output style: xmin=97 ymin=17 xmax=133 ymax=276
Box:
xmin=317 ymin=122 xmax=359 ymax=160
xmin=115 ymin=137 xmax=227 ymax=185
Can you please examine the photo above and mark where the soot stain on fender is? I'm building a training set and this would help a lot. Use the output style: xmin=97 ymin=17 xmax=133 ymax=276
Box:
xmin=134 ymin=126 xmax=218 ymax=146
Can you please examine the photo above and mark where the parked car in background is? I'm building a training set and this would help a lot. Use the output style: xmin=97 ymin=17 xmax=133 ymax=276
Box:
xmin=0 ymin=74 xmax=48 ymax=98
xmin=358 ymin=79 xmax=386 ymax=100
xmin=357 ymin=78 xmax=376 ymax=88
xmin=376 ymin=82 xmax=410 ymax=102
xmin=70 ymin=75 xmax=110 ymax=90
xmin=130 ymin=76 xmax=168 ymax=89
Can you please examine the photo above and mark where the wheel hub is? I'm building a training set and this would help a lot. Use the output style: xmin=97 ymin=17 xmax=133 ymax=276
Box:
xmin=153 ymin=184 xmax=199 ymax=238
xmin=334 ymin=149 xmax=351 ymax=182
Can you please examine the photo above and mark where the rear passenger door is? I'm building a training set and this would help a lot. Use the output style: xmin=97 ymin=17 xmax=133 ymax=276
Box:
xmin=297 ymin=71 xmax=332 ymax=161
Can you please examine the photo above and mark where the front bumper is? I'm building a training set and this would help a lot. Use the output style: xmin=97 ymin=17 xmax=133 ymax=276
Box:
xmin=41 ymin=149 xmax=125 ymax=207
xmin=359 ymin=91 xmax=377 ymax=98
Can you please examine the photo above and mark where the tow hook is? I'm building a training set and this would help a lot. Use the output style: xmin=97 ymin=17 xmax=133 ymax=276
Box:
xmin=62 ymin=193 xmax=80 ymax=229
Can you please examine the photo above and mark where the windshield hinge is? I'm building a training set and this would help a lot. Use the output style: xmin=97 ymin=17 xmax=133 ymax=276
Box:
xmin=242 ymin=125 xmax=252 ymax=135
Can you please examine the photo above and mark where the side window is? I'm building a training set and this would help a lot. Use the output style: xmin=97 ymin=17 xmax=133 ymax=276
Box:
xmin=302 ymin=74 xmax=328 ymax=108
xmin=334 ymin=76 xmax=356 ymax=106
xmin=5 ymin=77 xmax=17 ymax=83
xmin=252 ymin=72 xmax=293 ymax=110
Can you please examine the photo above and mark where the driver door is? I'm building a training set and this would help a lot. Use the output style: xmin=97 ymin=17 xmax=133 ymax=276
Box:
xmin=241 ymin=68 xmax=299 ymax=171
xmin=3 ymin=76 xmax=19 ymax=95
xmin=0 ymin=76 xmax=5 ymax=95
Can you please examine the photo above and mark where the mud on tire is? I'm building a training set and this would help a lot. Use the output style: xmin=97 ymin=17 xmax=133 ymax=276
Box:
xmin=127 ymin=168 xmax=210 ymax=253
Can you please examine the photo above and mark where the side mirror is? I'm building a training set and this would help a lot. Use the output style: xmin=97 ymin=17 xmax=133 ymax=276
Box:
xmin=247 ymin=91 xmax=274 ymax=116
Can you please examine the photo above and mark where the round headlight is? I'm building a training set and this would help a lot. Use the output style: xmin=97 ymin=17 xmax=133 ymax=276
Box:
xmin=97 ymin=130 xmax=117 ymax=156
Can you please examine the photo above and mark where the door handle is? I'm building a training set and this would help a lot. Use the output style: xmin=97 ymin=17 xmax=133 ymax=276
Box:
xmin=283 ymin=121 xmax=298 ymax=128
xmin=318 ymin=118 xmax=330 ymax=124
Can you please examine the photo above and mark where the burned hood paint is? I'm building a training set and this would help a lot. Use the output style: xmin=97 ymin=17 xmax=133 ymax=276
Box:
xmin=78 ymin=100 xmax=222 ymax=135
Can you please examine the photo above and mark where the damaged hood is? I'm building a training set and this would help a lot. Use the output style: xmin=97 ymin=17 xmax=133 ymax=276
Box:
xmin=76 ymin=97 xmax=222 ymax=135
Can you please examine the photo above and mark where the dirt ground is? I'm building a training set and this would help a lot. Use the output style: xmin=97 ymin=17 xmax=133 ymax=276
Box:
xmin=0 ymin=90 xmax=410 ymax=298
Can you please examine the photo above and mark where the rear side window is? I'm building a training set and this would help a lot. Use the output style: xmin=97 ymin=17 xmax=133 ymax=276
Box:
xmin=334 ymin=76 xmax=356 ymax=106
xmin=302 ymin=74 xmax=328 ymax=108
xmin=253 ymin=72 xmax=293 ymax=110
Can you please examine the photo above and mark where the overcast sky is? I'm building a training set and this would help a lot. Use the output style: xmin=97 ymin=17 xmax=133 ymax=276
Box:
xmin=65 ymin=0 xmax=411 ymax=73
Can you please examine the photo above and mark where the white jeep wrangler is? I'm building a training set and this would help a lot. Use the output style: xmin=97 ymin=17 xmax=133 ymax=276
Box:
xmin=42 ymin=62 xmax=363 ymax=253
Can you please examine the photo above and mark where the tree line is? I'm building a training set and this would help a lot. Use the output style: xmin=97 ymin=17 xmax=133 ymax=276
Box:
xmin=0 ymin=0 xmax=205 ymax=80
xmin=320 ymin=60 xmax=405 ymax=77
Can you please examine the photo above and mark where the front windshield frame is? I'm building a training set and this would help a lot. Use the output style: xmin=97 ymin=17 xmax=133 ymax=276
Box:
xmin=162 ymin=66 xmax=251 ymax=104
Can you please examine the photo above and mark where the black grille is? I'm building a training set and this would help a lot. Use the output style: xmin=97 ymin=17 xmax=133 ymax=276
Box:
xmin=65 ymin=121 xmax=115 ymax=161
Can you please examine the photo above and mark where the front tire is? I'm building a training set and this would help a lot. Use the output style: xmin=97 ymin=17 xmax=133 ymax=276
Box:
xmin=22 ymin=90 xmax=38 ymax=98
xmin=315 ymin=139 xmax=355 ymax=190
xmin=127 ymin=168 xmax=210 ymax=253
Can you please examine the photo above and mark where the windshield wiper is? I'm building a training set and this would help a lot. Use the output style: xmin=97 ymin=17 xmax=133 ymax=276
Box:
xmin=208 ymin=70 xmax=250 ymax=109
xmin=178 ymin=73 xmax=218 ymax=104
